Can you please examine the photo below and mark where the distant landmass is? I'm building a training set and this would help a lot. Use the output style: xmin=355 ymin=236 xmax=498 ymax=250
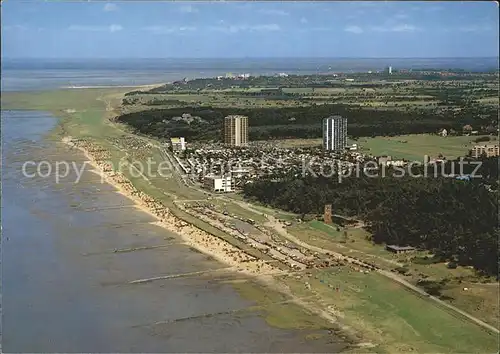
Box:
xmin=3 ymin=57 xmax=499 ymax=72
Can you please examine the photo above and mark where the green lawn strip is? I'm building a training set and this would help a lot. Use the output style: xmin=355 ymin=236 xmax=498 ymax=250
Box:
xmin=282 ymin=268 xmax=498 ymax=353
xmin=290 ymin=220 xmax=499 ymax=330
xmin=308 ymin=220 xmax=343 ymax=238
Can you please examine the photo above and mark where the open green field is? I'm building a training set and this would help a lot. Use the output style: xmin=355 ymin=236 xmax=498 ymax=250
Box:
xmin=290 ymin=221 xmax=400 ymax=262
xmin=308 ymin=220 xmax=344 ymax=237
xmin=280 ymin=267 xmax=499 ymax=353
xmin=357 ymin=134 xmax=494 ymax=161
xmin=289 ymin=219 xmax=499 ymax=328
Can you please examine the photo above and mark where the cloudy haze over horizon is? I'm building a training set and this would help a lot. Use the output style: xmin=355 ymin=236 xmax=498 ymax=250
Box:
xmin=2 ymin=1 xmax=498 ymax=58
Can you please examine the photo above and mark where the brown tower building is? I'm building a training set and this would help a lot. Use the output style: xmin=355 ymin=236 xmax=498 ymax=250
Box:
xmin=324 ymin=204 xmax=332 ymax=224
xmin=224 ymin=115 xmax=248 ymax=146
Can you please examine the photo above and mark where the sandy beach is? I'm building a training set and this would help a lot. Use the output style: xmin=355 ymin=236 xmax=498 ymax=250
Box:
xmin=62 ymin=136 xmax=281 ymax=278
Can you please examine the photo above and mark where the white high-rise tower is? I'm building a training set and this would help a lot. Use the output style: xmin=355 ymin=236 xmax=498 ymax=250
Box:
xmin=323 ymin=116 xmax=347 ymax=151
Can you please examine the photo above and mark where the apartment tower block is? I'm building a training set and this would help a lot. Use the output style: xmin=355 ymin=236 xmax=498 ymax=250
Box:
xmin=224 ymin=115 xmax=248 ymax=147
xmin=323 ymin=115 xmax=347 ymax=151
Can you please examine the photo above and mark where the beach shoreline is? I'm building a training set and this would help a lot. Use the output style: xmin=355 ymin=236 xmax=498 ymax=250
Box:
xmin=3 ymin=83 xmax=494 ymax=351
xmin=61 ymin=136 xmax=281 ymax=278
xmin=60 ymin=135 xmax=363 ymax=342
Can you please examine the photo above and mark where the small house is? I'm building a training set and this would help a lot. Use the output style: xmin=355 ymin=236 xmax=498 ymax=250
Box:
xmin=385 ymin=245 xmax=416 ymax=254
xmin=378 ymin=155 xmax=392 ymax=166
xmin=462 ymin=125 xmax=473 ymax=135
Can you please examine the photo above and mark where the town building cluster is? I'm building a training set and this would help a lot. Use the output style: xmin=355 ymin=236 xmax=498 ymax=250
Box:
xmin=217 ymin=73 xmax=251 ymax=80
xmin=167 ymin=114 xmax=394 ymax=192
xmin=171 ymin=146 xmax=366 ymax=193
xmin=167 ymin=113 xmax=494 ymax=193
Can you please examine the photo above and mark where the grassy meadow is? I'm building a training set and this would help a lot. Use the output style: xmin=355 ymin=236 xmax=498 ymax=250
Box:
xmin=356 ymin=134 xmax=493 ymax=161
xmin=280 ymin=267 xmax=499 ymax=353
xmin=290 ymin=219 xmax=500 ymax=329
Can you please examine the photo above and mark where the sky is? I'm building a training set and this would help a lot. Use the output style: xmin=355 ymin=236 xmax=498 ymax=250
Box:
xmin=2 ymin=1 xmax=499 ymax=58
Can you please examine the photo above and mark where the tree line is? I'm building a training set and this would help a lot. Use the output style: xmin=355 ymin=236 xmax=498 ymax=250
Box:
xmin=116 ymin=103 xmax=495 ymax=142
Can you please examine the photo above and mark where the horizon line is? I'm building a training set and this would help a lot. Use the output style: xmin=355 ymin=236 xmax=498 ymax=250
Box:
xmin=4 ymin=56 xmax=499 ymax=60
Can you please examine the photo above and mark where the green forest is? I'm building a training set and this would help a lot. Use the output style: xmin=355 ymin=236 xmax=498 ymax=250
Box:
xmin=242 ymin=158 xmax=499 ymax=276
xmin=117 ymin=104 xmax=496 ymax=141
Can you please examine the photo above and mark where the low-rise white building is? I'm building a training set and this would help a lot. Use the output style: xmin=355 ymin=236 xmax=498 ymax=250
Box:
xmin=378 ymin=156 xmax=406 ymax=167
xmin=378 ymin=155 xmax=392 ymax=166
xmin=203 ymin=174 xmax=233 ymax=192
xmin=171 ymin=137 xmax=186 ymax=152
xmin=386 ymin=160 xmax=406 ymax=167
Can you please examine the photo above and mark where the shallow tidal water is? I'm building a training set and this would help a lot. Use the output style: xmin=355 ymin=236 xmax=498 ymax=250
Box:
xmin=1 ymin=110 xmax=346 ymax=353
